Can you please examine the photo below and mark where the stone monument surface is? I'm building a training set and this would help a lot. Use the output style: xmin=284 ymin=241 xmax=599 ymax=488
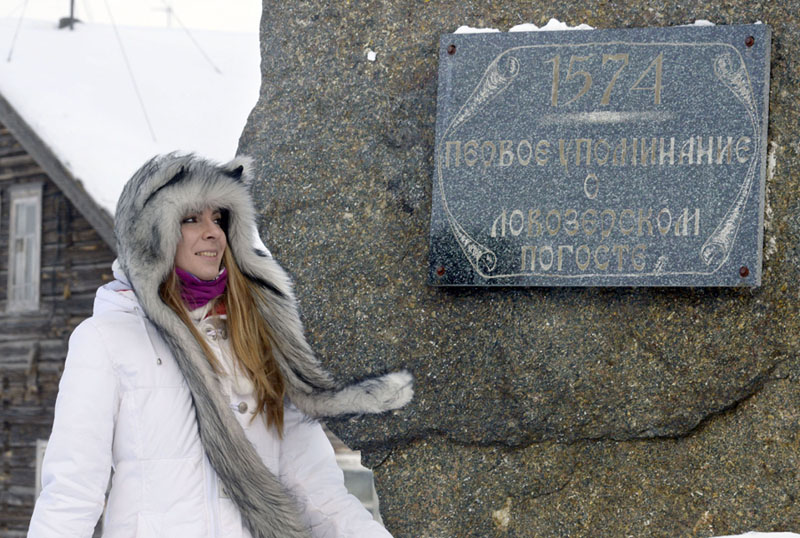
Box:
xmin=240 ymin=2 xmax=800 ymax=536
xmin=430 ymin=25 xmax=771 ymax=287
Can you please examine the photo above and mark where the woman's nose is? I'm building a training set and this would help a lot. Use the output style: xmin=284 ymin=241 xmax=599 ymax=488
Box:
xmin=201 ymin=217 xmax=220 ymax=238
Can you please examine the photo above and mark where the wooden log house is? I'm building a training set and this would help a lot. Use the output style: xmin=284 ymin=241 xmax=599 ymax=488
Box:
xmin=0 ymin=92 xmax=116 ymax=536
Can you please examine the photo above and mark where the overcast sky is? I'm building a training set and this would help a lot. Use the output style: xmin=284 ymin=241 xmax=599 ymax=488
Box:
xmin=4 ymin=0 xmax=262 ymax=32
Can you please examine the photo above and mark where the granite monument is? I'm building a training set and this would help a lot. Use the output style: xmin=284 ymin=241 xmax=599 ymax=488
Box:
xmin=240 ymin=2 xmax=799 ymax=536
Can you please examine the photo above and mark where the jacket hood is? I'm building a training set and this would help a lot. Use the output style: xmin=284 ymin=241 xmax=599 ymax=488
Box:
xmin=112 ymin=153 xmax=412 ymax=538
xmin=92 ymin=281 xmax=136 ymax=316
xmin=89 ymin=260 xmax=137 ymax=317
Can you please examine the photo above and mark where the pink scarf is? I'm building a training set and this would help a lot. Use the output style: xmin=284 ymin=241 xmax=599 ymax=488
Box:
xmin=175 ymin=267 xmax=228 ymax=309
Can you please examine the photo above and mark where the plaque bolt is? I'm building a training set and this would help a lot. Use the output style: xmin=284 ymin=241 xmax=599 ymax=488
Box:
xmin=447 ymin=44 xmax=456 ymax=55
xmin=745 ymin=36 xmax=754 ymax=47
xmin=436 ymin=265 xmax=446 ymax=276
xmin=739 ymin=266 xmax=750 ymax=278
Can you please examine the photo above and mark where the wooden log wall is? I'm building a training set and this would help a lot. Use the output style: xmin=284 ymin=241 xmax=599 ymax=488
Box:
xmin=0 ymin=121 xmax=115 ymax=536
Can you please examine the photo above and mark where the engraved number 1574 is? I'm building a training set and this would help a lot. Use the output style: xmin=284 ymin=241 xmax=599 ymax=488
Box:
xmin=544 ymin=52 xmax=663 ymax=106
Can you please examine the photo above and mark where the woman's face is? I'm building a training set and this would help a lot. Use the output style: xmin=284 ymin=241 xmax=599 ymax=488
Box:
xmin=174 ymin=207 xmax=227 ymax=280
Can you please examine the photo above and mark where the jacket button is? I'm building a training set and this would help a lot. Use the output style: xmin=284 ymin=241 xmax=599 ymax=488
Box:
xmin=156 ymin=358 xmax=162 ymax=366
xmin=237 ymin=402 xmax=248 ymax=414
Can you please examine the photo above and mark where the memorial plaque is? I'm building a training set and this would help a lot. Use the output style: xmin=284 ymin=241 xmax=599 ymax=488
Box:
xmin=428 ymin=25 xmax=770 ymax=286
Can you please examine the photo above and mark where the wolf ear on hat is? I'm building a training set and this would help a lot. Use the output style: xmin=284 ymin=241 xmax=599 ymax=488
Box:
xmin=222 ymin=156 xmax=254 ymax=183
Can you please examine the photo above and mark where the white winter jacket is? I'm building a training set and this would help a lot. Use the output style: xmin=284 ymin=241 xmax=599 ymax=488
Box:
xmin=28 ymin=277 xmax=391 ymax=538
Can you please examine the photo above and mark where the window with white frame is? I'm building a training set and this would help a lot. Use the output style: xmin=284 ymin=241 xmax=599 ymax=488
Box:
xmin=7 ymin=183 xmax=42 ymax=311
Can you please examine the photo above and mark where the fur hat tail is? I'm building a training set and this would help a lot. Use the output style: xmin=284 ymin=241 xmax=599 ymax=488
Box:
xmin=241 ymin=253 xmax=415 ymax=418
xmin=288 ymin=370 xmax=414 ymax=418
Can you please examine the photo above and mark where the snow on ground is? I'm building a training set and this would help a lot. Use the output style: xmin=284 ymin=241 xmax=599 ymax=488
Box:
xmin=0 ymin=16 xmax=260 ymax=214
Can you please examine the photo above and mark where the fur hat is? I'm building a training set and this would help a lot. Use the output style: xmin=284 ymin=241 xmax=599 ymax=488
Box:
xmin=115 ymin=153 xmax=413 ymax=538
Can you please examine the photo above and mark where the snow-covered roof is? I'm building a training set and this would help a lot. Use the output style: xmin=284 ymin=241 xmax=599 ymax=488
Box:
xmin=0 ymin=15 xmax=260 ymax=217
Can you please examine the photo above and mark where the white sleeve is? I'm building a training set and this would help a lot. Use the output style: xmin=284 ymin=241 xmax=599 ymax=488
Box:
xmin=27 ymin=320 xmax=119 ymax=538
xmin=279 ymin=405 xmax=393 ymax=538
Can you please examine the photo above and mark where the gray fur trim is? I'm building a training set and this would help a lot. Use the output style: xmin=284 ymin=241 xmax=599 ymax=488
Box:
xmin=115 ymin=153 xmax=413 ymax=538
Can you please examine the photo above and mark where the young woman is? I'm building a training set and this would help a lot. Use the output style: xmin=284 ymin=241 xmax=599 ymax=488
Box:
xmin=28 ymin=153 xmax=413 ymax=538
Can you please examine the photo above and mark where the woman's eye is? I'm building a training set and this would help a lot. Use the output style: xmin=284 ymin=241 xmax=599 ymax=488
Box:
xmin=181 ymin=216 xmax=197 ymax=224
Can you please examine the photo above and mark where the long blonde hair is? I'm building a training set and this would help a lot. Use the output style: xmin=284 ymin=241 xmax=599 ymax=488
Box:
xmin=160 ymin=248 xmax=286 ymax=436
